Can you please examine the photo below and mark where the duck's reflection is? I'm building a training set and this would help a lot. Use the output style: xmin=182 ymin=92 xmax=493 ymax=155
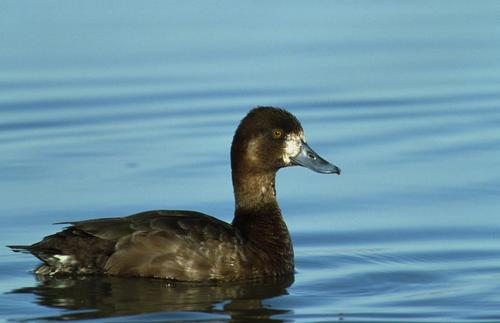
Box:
xmin=11 ymin=274 xmax=294 ymax=321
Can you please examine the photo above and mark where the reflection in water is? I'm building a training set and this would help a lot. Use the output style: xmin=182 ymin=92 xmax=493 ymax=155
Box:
xmin=10 ymin=274 xmax=294 ymax=321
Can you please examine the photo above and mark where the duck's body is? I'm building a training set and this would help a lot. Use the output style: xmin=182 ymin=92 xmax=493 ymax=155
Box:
xmin=10 ymin=107 xmax=339 ymax=281
xmin=26 ymin=209 xmax=293 ymax=281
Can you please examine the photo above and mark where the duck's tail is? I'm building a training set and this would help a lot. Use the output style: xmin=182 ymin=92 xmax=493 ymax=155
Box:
xmin=7 ymin=245 xmax=36 ymax=253
xmin=9 ymin=228 xmax=115 ymax=276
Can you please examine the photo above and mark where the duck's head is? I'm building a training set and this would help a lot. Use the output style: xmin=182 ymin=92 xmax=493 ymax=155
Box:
xmin=231 ymin=107 xmax=340 ymax=175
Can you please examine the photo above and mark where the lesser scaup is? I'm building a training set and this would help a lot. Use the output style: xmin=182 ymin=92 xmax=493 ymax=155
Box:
xmin=10 ymin=107 xmax=340 ymax=281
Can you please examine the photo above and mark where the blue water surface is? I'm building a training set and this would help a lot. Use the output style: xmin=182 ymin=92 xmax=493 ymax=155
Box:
xmin=1 ymin=1 xmax=500 ymax=322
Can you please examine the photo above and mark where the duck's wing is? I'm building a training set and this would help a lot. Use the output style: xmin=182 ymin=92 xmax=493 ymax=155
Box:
xmin=64 ymin=210 xmax=245 ymax=280
xmin=62 ymin=210 xmax=234 ymax=241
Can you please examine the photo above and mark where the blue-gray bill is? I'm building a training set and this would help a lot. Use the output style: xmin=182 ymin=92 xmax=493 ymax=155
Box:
xmin=290 ymin=142 xmax=341 ymax=175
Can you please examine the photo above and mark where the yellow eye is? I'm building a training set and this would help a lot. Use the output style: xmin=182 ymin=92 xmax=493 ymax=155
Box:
xmin=272 ymin=129 xmax=283 ymax=139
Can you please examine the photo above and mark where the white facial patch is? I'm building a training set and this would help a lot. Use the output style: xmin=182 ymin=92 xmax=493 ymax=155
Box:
xmin=283 ymin=132 xmax=305 ymax=164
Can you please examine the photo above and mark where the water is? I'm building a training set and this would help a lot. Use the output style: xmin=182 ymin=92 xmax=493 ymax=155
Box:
xmin=1 ymin=1 xmax=500 ymax=322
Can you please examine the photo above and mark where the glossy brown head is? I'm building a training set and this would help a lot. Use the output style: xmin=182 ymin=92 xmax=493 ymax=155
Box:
xmin=231 ymin=107 xmax=340 ymax=176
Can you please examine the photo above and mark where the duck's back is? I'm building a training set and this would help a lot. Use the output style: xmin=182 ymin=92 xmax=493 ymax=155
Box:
xmin=19 ymin=211 xmax=260 ymax=281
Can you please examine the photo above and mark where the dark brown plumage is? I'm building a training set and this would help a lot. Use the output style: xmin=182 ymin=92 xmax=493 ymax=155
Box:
xmin=10 ymin=107 xmax=340 ymax=281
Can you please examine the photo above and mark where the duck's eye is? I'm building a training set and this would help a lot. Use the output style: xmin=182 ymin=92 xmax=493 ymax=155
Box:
xmin=272 ymin=129 xmax=283 ymax=139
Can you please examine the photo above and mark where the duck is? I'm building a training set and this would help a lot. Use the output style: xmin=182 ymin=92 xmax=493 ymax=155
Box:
xmin=10 ymin=107 xmax=340 ymax=281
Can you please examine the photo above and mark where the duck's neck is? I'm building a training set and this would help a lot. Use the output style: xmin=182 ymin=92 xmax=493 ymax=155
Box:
xmin=231 ymin=170 xmax=293 ymax=265
xmin=232 ymin=171 xmax=277 ymax=210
